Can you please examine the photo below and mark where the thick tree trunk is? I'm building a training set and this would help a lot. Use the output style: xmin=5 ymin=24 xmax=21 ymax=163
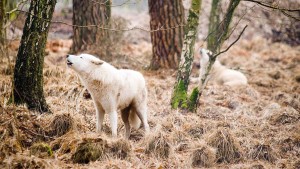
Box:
xmin=171 ymin=0 xmax=202 ymax=109
xmin=148 ymin=0 xmax=185 ymax=69
xmin=72 ymin=0 xmax=111 ymax=53
xmin=12 ymin=0 xmax=56 ymax=113
xmin=207 ymin=0 xmax=221 ymax=53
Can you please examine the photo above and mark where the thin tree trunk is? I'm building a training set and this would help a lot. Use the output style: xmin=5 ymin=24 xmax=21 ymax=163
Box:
xmin=72 ymin=0 xmax=111 ymax=53
xmin=195 ymin=0 xmax=241 ymax=110
xmin=171 ymin=0 xmax=202 ymax=109
xmin=148 ymin=0 xmax=185 ymax=69
xmin=0 ymin=0 xmax=5 ymax=48
xmin=207 ymin=0 xmax=221 ymax=53
xmin=12 ymin=0 xmax=56 ymax=113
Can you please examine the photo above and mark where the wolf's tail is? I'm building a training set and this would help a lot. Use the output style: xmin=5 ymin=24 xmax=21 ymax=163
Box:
xmin=129 ymin=110 xmax=141 ymax=129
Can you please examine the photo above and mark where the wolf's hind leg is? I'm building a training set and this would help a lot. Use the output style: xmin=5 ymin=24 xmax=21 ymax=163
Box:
xmin=133 ymin=103 xmax=150 ymax=134
xmin=121 ymin=106 xmax=131 ymax=139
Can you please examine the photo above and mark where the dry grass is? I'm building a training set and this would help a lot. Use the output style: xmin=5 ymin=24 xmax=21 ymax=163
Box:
xmin=250 ymin=144 xmax=276 ymax=163
xmin=144 ymin=130 xmax=171 ymax=159
xmin=0 ymin=36 xmax=300 ymax=168
xmin=191 ymin=142 xmax=216 ymax=167
xmin=47 ymin=113 xmax=75 ymax=137
xmin=207 ymin=128 xmax=242 ymax=163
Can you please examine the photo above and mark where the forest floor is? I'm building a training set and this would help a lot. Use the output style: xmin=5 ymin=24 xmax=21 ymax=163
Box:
xmin=1 ymin=2 xmax=300 ymax=168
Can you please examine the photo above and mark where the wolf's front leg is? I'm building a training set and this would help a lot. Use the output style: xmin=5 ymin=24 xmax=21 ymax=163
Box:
xmin=94 ymin=101 xmax=104 ymax=133
xmin=109 ymin=111 xmax=118 ymax=137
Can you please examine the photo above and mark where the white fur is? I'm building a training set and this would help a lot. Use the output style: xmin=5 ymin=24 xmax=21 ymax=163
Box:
xmin=67 ymin=54 xmax=150 ymax=138
xmin=191 ymin=49 xmax=247 ymax=86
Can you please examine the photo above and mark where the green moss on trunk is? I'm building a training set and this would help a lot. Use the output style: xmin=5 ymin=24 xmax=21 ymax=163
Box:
xmin=171 ymin=80 xmax=188 ymax=109
xmin=171 ymin=0 xmax=202 ymax=110
xmin=12 ymin=0 xmax=56 ymax=113
xmin=188 ymin=87 xmax=199 ymax=112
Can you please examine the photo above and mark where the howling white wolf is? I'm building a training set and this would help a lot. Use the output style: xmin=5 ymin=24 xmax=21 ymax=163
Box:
xmin=191 ymin=49 xmax=248 ymax=86
xmin=66 ymin=54 xmax=150 ymax=138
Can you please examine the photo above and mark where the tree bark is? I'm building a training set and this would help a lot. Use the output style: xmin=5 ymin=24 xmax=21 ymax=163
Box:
xmin=0 ymin=0 xmax=5 ymax=47
xmin=171 ymin=0 xmax=202 ymax=109
xmin=210 ymin=0 xmax=240 ymax=53
xmin=195 ymin=0 xmax=241 ymax=110
xmin=207 ymin=0 xmax=221 ymax=53
xmin=12 ymin=0 xmax=56 ymax=113
xmin=72 ymin=0 xmax=111 ymax=53
xmin=148 ymin=0 xmax=185 ymax=69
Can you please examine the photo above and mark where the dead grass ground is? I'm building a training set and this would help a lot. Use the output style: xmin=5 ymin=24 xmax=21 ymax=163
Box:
xmin=0 ymin=36 xmax=299 ymax=168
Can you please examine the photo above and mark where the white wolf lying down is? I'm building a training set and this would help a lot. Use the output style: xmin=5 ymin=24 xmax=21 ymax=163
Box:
xmin=191 ymin=49 xmax=248 ymax=86
xmin=66 ymin=54 xmax=150 ymax=138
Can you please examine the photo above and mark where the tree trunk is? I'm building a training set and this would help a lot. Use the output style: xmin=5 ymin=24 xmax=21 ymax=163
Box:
xmin=12 ymin=0 xmax=56 ymax=113
xmin=171 ymin=0 xmax=202 ymax=109
xmin=207 ymin=0 xmax=221 ymax=53
xmin=148 ymin=0 xmax=185 ymax=69
xmin=195 ymin=0 xmax=241 ymax=110
xmin=72 ymin=0 xmax=111 ymax=53
xmin=210 ymin=0 xmax=240 ymax=53
xmin=0 ymin=0 xmax=5 ymax=47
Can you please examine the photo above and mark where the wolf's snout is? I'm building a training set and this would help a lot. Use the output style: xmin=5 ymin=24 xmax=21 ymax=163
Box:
xmin=66 ymin=55 xmax=73 ymax=66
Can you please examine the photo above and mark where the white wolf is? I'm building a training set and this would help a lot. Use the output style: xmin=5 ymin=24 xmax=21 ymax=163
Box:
xmin=66 ymin=54 xmax=150 ymax=138
xmin=191 ymin=49 xmax=248 ymax=86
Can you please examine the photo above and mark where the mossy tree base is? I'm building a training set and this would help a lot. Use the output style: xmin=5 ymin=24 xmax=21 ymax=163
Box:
xmin=171 ymin=0 xmax=202 ymax=111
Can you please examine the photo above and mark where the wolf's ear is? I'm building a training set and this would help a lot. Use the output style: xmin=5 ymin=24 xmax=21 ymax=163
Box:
xmin=207 ymin=50 xmax=213 ymax=57
xmin=91 ymin=59 xmax=104 ymax=65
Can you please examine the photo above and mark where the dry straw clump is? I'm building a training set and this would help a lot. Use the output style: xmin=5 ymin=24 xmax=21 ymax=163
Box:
xmin=248 ymin=163 xmax=265 ymax=169
xmin=145 ymin=132 xmax=171 ymax=159
xmin=71 ymin=138 xmax=108 ymax=164
xmin=108 ymin=138 xmax=131 ymax=159
xmin=2 ymin=155 xmax=50 ymax=169
xmin=207 ymin=128 xmax=242 ymax=163
xmin=191 ymin=142 xmax=216 ymax=168
xmin=30 ymin=142 xmax=53 ymax=158
xmin=187 ymin=124 xmax=205 ymax=139
xmin=47 ymin=113 xmax=75 ymax=137
xmin=71 ymin=137 xmax=131 ymax=164
xmin=250 ymin=144 xmax=276 ymax=163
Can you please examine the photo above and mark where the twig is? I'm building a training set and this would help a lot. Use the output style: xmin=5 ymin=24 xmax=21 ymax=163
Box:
xmin=19 ymin=126 xmax=54 ymax=139
xmin=243 ymin=0 xmax=300 ymax=21
xmin=243 ymin=0 xmax=300 ymax=12
xmin=6 ymin=0 xmax=29 ymax=15
xmin=91 ymin=0 xmax=136 ymax=7
xmin=14 ymin=9 xmax=186 ymax=32
xmin=0 ymin=129 xmax=6 ymax=141
xmin=213 ymin=25 xmax=248 ymax=58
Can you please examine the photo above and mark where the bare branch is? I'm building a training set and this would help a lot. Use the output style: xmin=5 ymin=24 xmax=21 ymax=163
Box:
xmin=13 ymin=9 xmax=186 ymax=32
xmin=243 ymin=0 xmax=300 ymax=12
xmin=6 ymin=0 xmax=29 ymax=15
xmin=281 ymin=10 xmax=300 ymax=21
xmin=213 ymin=25 xmax=248 ymax=58
xmin=91 ymin=0 xmax=136 ymax=7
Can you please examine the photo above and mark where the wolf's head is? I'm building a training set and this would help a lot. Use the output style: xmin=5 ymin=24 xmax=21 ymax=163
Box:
xmin=66 ymin=53 xmax=104 ymax=75
xmin=199 ymin=48 xmax=213 ymax=67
